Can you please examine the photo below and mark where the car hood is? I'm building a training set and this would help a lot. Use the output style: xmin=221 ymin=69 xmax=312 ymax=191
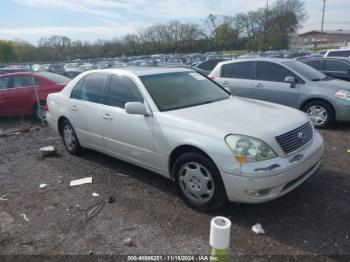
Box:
xmin=163 ymin=96 xmax=309 ymax=142
xmin=316 ymin=79 xmax=350 ymax=91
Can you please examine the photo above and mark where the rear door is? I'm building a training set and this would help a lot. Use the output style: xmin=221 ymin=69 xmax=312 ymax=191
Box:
xmin=252 ymin=61 xmax=301 ymax=107
xmin=216 ymin=61 xmax=254 ymax=98
xmin=69 ymin=73 xmax=109 ymax=151
xmin=322 ymin=59 xmax=350 ymax=81
xmin=101 ymin=74 xmax=154 ymax=169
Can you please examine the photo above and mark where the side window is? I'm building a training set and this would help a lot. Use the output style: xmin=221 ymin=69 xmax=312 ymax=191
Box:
xmin=71 ymin=78 xmax=84 ymax=99
xmin=323 ymin=60 xmax=349 ymax=71
xmin=221 ymin=64 xmax=234 ymax=78
xmin=12 ymin=76 xmax=39 ymax=88
xmin=0 ymin=77 xmax=10 ymax=90
xmin=232 ymin=62 xmax=253 ymax=79
xmin=256 ymin=62 xmax=296 ymax=83
xmin=79 ymin=73 xmax=109 ymax=103
xmin=304 ymin=60 xmax=321 ymax=70
xmin=107 ymin=75 xmax=144 ymax=108
xmin=328 ymin=51 xmax=350 ymax=57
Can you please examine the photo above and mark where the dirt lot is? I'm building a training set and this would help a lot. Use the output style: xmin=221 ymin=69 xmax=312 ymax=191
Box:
xmin=0 ymin=121 xmax=349 ymax=259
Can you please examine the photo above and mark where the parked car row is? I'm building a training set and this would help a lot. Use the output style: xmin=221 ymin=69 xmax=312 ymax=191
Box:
xmin=1 ymin=47 xmax=350 ymax=125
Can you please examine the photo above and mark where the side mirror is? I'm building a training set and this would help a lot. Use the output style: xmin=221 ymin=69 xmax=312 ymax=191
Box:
xmin=285 ymin=76 xmax=296 ymax=84
xmin=125 ymin=102 xmax=149 ymax=115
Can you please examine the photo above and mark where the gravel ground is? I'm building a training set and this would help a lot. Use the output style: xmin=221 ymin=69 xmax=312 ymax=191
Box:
xmin=0 ymin=121 xmax=349 ymax=259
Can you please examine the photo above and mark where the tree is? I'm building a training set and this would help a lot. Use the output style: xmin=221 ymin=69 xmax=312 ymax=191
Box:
xmin=0 ymin=40 xmax=16 ymax=63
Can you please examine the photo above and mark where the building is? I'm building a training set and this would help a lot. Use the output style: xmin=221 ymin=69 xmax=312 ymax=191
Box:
xmin=298 ymin=30 xmax=350 ymax=46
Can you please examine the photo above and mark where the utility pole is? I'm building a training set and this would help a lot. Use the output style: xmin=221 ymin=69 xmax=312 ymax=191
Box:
xmin=266 ymin=0 xmax=269 ymax=10
xmin=320 ymin=0 xmax=326 ymax=44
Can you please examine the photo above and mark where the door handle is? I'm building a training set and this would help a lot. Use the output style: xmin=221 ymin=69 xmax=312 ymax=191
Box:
xmin=256 ymin=83 xmax=263 ymax=87
xmin=103 ymin=113 xmax=113 ymax=120
xmin=71 ymin=105 xmax=78 ymax=111
xmin=222 ymin=81 xmax=229 ymax=85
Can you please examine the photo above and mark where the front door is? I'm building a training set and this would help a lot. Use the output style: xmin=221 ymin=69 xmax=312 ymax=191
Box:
xmin=102 ymin=74 xmax=154 ymax=169
xmin=252 ymin=61 xmax=300 ymax=107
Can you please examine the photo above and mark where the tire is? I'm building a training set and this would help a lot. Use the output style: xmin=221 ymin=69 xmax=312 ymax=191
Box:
xmin=33 ymin=101 xmax=46 ymax=122
xmin=302 ymin=100 xmax=334 ymax=128
xmin=61 ymin=119 xmax=82 ymax=155
xmin=172 ymin=152 xmax=227 ymax=211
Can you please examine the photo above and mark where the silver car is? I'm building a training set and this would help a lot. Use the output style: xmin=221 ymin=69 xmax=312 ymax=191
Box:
xmin=46 ymin=68 xmax=324 ymax=210
xmin=209 ymin=58 xmax=350 ymax=128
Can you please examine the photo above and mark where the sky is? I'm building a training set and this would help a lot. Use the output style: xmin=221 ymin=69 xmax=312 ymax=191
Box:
xmin=0 ymin=0 xmax=350 ymax=44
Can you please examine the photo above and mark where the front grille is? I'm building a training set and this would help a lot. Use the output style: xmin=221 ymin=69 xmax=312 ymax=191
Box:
xmin=276 ymin=122 xmax=313 ymax=154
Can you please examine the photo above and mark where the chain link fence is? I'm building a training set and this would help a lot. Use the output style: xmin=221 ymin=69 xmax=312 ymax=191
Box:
xmin=0 ymin=53 xmax=237 ymax=135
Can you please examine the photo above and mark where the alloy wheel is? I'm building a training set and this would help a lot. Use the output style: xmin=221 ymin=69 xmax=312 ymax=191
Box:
xmin=178 ymin=162 xmax=215 ymax=205
xmin=306 ymin=105 xmax=328 ymax=127
xmin=63 ymin=125 xmax=76 ymax=151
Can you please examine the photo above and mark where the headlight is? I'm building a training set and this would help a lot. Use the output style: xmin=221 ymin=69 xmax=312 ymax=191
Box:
xmin=335 ymin=90 xmax=350 ymax=101
xmin=225 ymin=135 xmax=277 ymax=163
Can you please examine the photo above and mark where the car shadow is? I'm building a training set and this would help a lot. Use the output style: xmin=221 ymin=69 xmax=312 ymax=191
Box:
xmin=328 ymin=121 xmax=350 ymax=131
xmin=77 ymin=148 xmax=349 ymax=255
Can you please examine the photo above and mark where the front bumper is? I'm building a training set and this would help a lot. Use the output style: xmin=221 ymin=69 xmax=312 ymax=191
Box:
xmin=220 ymin=131 xmax=324 ymax=203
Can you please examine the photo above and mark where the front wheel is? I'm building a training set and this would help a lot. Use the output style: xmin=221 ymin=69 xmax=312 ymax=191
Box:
xmin=303 ymin=101 xmax=334 ymax=128
xmin=172 ymin=152 xmax=227 ymax=211
xmin=61 ymin=120 xmax=82 ymax=155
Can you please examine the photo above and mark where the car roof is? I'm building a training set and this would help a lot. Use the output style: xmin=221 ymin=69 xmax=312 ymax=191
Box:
xmin=326 ymin=48 xmax=350 ymax=52
xmin=85 ymin=67 xmax=194 ymax=76
xmin=218 ymin=57 xmax=293 ymax=66
xmin=0 ymin=71 xmax=35 ymax=77
xmin=300 ymin=56 xmax=350 ymax=62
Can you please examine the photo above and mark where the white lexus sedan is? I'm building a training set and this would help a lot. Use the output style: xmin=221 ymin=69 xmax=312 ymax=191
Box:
xmin=46 ymin=67 xmax=324 ymax=210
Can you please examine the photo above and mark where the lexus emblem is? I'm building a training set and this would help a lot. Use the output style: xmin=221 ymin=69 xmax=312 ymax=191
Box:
xmin=298 ymin=132 xmax=304 ymax=141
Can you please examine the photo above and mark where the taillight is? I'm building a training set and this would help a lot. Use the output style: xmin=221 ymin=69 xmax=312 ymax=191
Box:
xmin=208 ymin=76 xmax=215 ymax=80
xmin=45 ymin=101 xmax=49 ymax=112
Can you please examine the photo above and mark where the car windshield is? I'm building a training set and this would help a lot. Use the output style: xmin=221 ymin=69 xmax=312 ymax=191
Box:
xmin=283 ymin=61 xmax=327 ymax=81
xmin=140 ymin=71 xmax=230 ymax=111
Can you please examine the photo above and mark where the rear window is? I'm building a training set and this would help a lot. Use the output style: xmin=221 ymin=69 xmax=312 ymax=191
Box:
xmin=37 ymin=72 xmax=70 ymax=84
xmin=197 ymin=60 xmax=224 ymax=71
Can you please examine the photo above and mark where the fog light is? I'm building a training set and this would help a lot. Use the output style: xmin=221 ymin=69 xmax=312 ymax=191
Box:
xmin=244 ymin=188 xmax=271 ymax=197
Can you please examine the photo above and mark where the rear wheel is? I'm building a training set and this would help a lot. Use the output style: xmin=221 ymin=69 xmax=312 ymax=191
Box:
xmin=303 ymin=100 xmax=334 ymax=128
xmin=173 ymin=152 xmax=227 ymax=211
xmin=61 ymin=120 xmax=82 ymax=155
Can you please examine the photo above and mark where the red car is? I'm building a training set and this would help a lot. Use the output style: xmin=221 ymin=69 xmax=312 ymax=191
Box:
xmin=0 ymin=71 xmax=70 ymax=119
